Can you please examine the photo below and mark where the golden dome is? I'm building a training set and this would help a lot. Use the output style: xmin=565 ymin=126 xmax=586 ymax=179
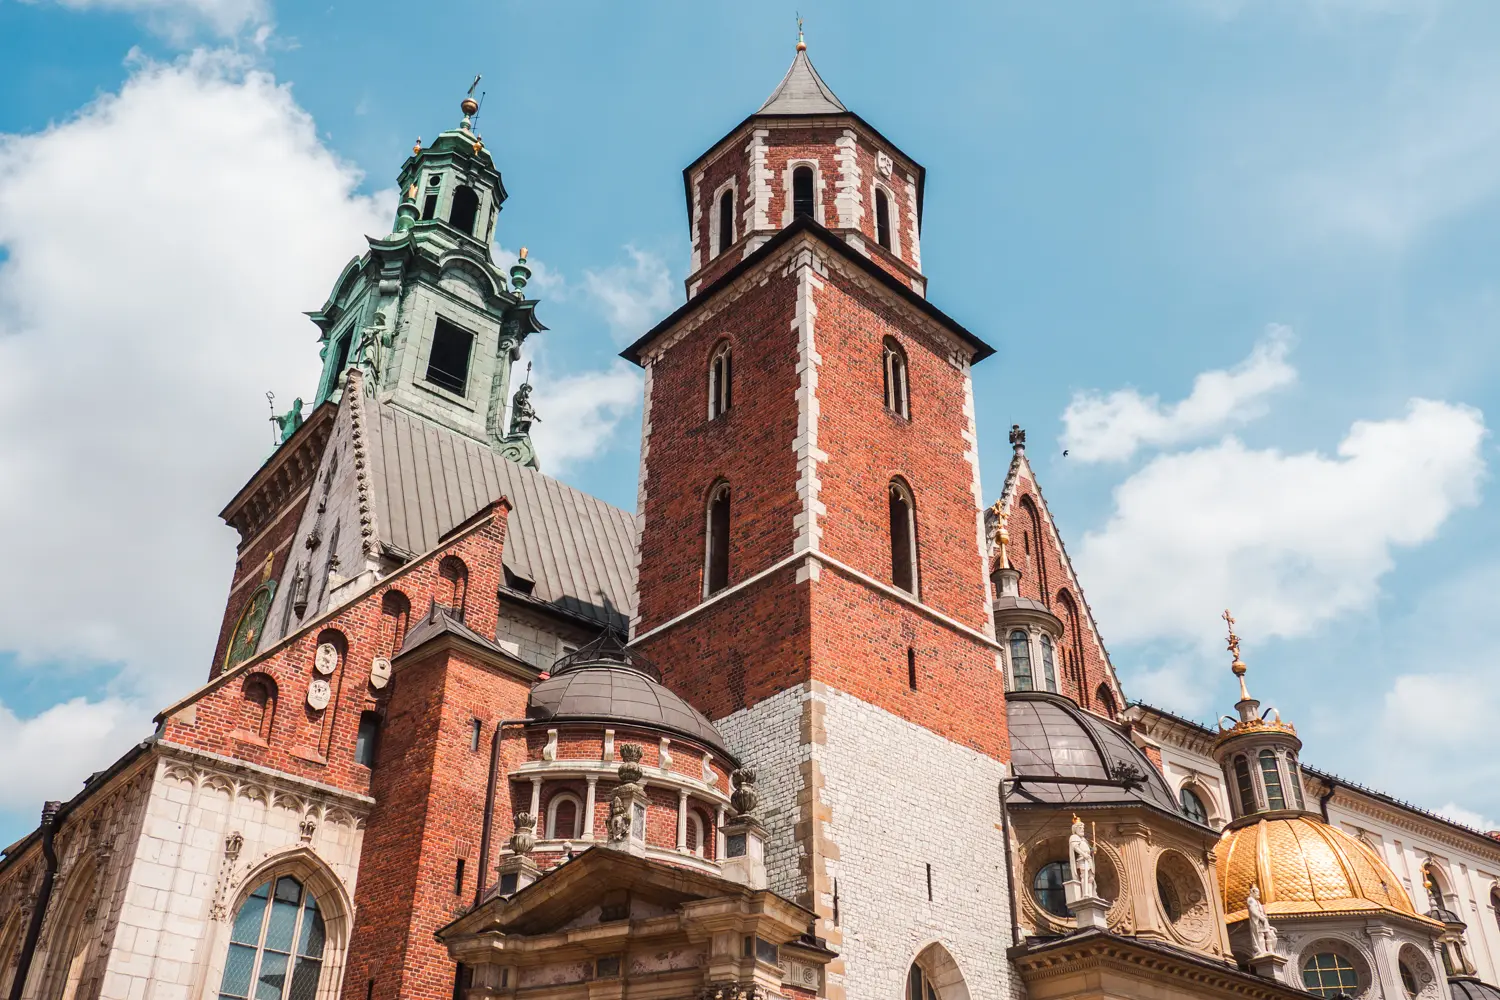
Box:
xmin=1216 ymin=815 xmax=1432 ymax=924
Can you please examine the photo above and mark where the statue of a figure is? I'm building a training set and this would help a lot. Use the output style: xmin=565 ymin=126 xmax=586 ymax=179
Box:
xmin=355 ymin=312 xmax=390 ymax=388
xmin=270 ymin=398 xmax=304 ymax=444
xmin=606 ymin=795 xmax=632 ymax=844
xmin=1246 ymin=883 xmax=1277 ymax=956
xmin=509 ymin=381 xmax=539 ymax=437
xmin=1068 ymin=816 xmax=1096 ymax=898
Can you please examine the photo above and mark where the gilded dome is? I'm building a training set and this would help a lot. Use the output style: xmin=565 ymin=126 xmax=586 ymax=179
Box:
xmin=1216 ymin=815 xmax=1432 ymax=923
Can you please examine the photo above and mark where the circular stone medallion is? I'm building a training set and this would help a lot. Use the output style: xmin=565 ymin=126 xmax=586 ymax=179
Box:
xmin=307 ymin=678 xmax=332 ymax=711
xmin=313 ymin=642 xmax=339 ymax=675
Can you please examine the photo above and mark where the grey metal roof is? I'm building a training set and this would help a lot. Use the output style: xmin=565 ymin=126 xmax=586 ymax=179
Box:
xmin=1451 ymin=979 xmax=1500 ymax=1000
xmin=1006 ymin=691 xmax=1182 ymax=815
xmin=528 ymin=658 xmax=731 ymax=758
xmin=757 ymin=49 xmax=847 ymax=116
xmin=994 ymin=596 xmax=1056 ymax=615
xmin=366 ymin=401 xmax=637 ymax=629
xmin=398 ymin=605 xmax=511 ymax=660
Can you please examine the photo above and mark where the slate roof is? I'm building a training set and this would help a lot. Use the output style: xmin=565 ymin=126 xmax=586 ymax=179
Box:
xmin=1006 ymin=691 xmax=1183 ymax=816
xmin=365 ymin=401 xmax=637 ymax=630
xmin=757 ymin=49 xmax=847 ymax=116
xmin=398 ymin=605 xmax=511 ymax=660
xmin=1451 ymin=978 xmax=1500 ymax=1000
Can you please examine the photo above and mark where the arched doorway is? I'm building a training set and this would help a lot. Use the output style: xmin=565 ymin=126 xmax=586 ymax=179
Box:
xmin=908 ymin=942 xmax=969 ymax=1000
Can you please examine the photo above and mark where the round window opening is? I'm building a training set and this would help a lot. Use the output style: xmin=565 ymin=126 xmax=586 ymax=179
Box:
xmin=1157 ymin=870 xmax=1181 ymax=922
xmin=1399 ymin=961 xmax=1418 ymax=997
xmin=1302 ymin=952 xmax=1359 ymax=998
xmin=1033 ymin=861 xmax=1071 ymax=918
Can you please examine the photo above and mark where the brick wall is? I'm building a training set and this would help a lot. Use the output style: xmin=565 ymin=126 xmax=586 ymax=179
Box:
xmin=209 ymin=488 xmax=311 ymax=678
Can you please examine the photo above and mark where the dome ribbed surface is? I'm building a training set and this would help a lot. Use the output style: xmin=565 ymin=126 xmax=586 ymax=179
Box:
xmin=1450 ymin=978 xmax=1500 ymax=1000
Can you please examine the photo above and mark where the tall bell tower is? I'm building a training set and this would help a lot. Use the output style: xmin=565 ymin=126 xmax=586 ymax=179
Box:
xmin=307 ymin=85 xmax=545 ymax=466
xmin=626 ymin=37 xmax=1018 ymax=1000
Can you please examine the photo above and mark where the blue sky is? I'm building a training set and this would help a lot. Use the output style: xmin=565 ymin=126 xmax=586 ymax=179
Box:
xmin=1 ymin=0 xmax=1497 ymax=847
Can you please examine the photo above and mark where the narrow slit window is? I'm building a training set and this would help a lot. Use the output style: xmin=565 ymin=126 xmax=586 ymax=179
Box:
xmin=449 ymin=185 xmax=480 ymax=235
xmin=875 ymin=188 xmax=892 ymax=249
xmin=705 ymin=483 xmax=731 ymax=596
xmin=425 ymin=318 xmax=474 ymax=396
xmin=889 ymin=479 xmax=918 ymax=595
xmin=718 ymin=188 xmax=734 ymax=255
xmin=907 ymin=647 xmax=917 ymax=691
xmin=708 ymin=343 xmax=732 ymax=420
xmin=354 ymin=711 xmax=380 ymax=768
xmin=882 ymin=337 xmax=909 ymax=418
xmin=454 ymin=859 xmax=465 ymax=896
xmin=469 ymin=719 xmax=482 ymax=752
xmin=792 ymin=166 xmax=815 ymax=220
xmin=1009 ymin=631 xmax=1033 ymax=691
xmin=1259 ymin=749 xmax=1286 ymax=810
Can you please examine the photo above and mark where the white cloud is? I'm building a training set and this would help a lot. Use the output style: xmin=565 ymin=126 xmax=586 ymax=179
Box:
xmin=0 ymin=49 xmax=389 ymax=704
xmin=1078 ymin=398 xmax=1486 ymax=650
xmin=0 ymin=697 xmax=145 ymax=809
xmin=43 ymin=0 xmax=271 ymax=41
xmin=1061 ymin=326 xmax=1296 ymax=462
xmin=1434 ymin=802 xmax=1499 ymax=834
xmin=582 ymin=246 xmax=677 ymax=341
xmin=527 ymin=362 xmax=642 ymax=471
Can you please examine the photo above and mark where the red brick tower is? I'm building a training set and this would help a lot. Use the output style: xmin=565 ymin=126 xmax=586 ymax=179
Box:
xmin=626 ymin=37 xmax=1018 ymax=1000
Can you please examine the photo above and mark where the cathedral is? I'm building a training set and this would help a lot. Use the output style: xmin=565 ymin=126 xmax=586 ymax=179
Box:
xmin=2 ymin=35 xmax=1499 ymax=1000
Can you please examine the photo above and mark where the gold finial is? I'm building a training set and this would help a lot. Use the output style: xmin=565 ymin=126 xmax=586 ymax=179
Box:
xmin=518 ymin=246 xmax=528 ymax=262
xmin=988 ymin=499 xmax=1011 ymax=569
xmin=462 ymin=74 xmax=482 ymax=117
xmin=1223 ymin=609 xmax=1251 ymax=701
xmin=796 ymin=15 xmax=806 ymax=51
xmin=413 ymin=137 xmax=422 ymax=154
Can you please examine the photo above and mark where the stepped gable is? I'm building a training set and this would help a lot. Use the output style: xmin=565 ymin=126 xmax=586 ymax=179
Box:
xmin=364 ymin=399 xmax=637 ymax=629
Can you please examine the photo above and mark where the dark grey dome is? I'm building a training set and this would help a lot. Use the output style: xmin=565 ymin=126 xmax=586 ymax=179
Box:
xmin=527 ymin=633 xmax=732 ymax=758
xmin=1006 ymin=690 xmax=1182 ymax=816
xmin=993 ymin=595 xmax=1056 ymax=615
xmin=1451 ymin=979 xmax=1500 ymax=1000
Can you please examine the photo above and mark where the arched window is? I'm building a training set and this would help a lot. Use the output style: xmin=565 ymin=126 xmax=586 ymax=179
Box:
xmin=792 ymin=166 xmax=815 ymax=220
xmin=708 ymin=342 xmax=732 ymax=420
xmin=448 ymin=185 xmax=480 ymax=235
xmin=1492 ymin=888 xmax=1500 ymax=935
xmin=1286 ymin=752 xmax=1306 ymax=810
xmin=907 ymin=964 xmax=939 ymax=1000
xmin=1032 ymin=860 xmax=1071 ymax=918
xmin=1095 ymin=684 xmax=1117 ymax=719
xmin=546 ymin=793 xmax=583 ymax=841
xmin=354 ymin=711 xmax=380 ymax=768
xmin=1301 ymin=953 xmax=1359 ymax=998
xmin=875 ymin=188 xmax=892 ymax=249
xmin=686 ymin=810 xmax=707 ymax=857
xmin=380 ymin=590 xmax=410 ymax=654
xmin=438 ymin=556 xmax=468 ymax=614
xmin=1039 ymin=634 xmax=1058 ymax=693
xmin=882 ymin=337 xmax=910 ymax=418
xmin=241 ymin=673 xmax=277 ymax=742
xmin=1009 ymin=630 xmax=1033 ymax=691
xmin=1179 ymin=786 xmax=1209 ymax=824
xmin=1258 ymin=749 xmax=1286 ymax=810
xmin=219 ymin=876 xmax=326 ymax=1000
xmin=1233 ymin=755 xmax=1256 ymax=815
xmin=888 ymin=479 xmax=918 ymax=596
xmin=717 ymin=188 xmax=735 ymax=255
xmin=704 ymin=481 xmax=731 ymax=596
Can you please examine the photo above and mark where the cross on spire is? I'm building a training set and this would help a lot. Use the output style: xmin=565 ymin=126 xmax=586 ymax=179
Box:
xmin=1223 ymin=609 xmax=1251 ymax=702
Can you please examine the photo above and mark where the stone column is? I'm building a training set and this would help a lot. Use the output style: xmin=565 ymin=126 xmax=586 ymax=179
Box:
xmin=716 ymin=805 xmax=727 ymax=860
xmin=529 ymin=777 xmax=542 ymax=823
xmin=1367 ymin=925 xmax=1403 ymax=1000
xmin=582 ymin=776 xmax=598 ymax=842
xmin=677 ymin=790 xmax=690 ymax=852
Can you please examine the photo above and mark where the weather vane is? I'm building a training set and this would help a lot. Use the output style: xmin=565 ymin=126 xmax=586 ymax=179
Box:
xmin=796 ymin=13 xmax=806 ymax=51
xmin=1223 ymin=608 xmax=1252 ymax=700
xmin=265 ymin=391 xmax=278 ymax=445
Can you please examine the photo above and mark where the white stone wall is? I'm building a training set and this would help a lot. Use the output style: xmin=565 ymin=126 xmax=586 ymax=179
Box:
xmin=715 ymin=685 xmax=810 ymax=899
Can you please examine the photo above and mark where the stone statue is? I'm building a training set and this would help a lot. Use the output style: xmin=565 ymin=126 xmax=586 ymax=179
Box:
xmin=509 ymin=381 xmax=539 ymax=437
xmin=355 ymin=312 xmax=390 ymax=388
xmin=1246 ymin=884 xmax=1277 ymax=956
xmin=1068 ymin=816 xmax=1096 ymax=898
xmin=270 ymin=398 xmax=304 ymax=444
xmin=606 ymin=795 xmax=632 ymax=844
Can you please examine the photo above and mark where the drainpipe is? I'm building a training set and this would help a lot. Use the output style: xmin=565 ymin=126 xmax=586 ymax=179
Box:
xmin=9 ymin=801 xmax=61 ymax=1000
xmin=1318 ymin=779 xmax=1337 ymax=824
xmin=998 ymin=774 xmax=1020 ymax=947
xmin=474 ymin=720 xmax=526 ymax=906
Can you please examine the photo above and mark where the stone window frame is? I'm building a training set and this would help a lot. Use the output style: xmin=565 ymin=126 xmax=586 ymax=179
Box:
xmin=707 ymin=338 xmax=733 ymax=422
xmin=545 ymin=791 xmax=585 ymax=841
xmin=870 ymin=177 xmax=902 ymax=256
xmin=782 ymin=159 xmax=826 ymax=227
xmin=888 ymin=476 xmax=921 ymax=599
xmin=709 ymin=177 xmax=739 ymax=260
xmin=703 ymin=479 xmax=732 ymax=599
xmin=1001 ymin=625 xmax=1062 ymax=694
xmin=1294 ymin=935 xmax=1374 ymax=1000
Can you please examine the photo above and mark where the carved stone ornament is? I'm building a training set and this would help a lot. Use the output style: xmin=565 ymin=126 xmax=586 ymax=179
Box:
xmin=299 ymin=815 xmax=318 ymax=842
xmin=876 ymin=150 xmax=894 ymax=178
xmin=616 ymin=744 xmax=644 ymax=785
xmin=368 ymin=657 xmax=391 ymax=690
xmin=730 ymin=768 xmax=759 ymax=816
xmin=510 ymin=812 xmax=536 ymax=856
xmin=606 ymin=796 xmax=632 ymax=844
xmin=306 ymin=678 xmax=332 ymax=711
xmin=313 ymin=642 xmax=339 ymax=675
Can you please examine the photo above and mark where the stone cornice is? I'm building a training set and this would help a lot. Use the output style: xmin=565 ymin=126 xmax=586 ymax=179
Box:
xmin=1326 ymin=786 xmax=1500 ymax=864
xmin=1010 ymin=930 xmax=1306 ymax=999
xmin=220 ymin=402 xmax=336 ymax=544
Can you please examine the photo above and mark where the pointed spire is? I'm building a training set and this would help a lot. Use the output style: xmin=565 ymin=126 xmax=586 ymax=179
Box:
xmin=757 ymin=29 xmax=847 ymax=116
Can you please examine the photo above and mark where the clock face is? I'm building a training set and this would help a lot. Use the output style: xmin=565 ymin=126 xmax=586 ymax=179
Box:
xmin=226 ymin=581 xmax=276 ymax=670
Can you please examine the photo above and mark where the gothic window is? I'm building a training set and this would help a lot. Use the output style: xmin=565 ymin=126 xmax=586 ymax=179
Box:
xmin=546 ymin=793 xmax=583 ymax=840
xmin=1234 ymin=755 xmax=1256 ymax=815
xmin=875 ymin=188 xmax=892 ymax=249
xmin=380 ymin=590 xmax=410 ymax=654
xmin=354 ymin=712 xmax=380 ymax=768
xmin=792 ymin=165 xmax=815 ymax=220
xmin=219 ymin=876 xmax=326 ymax=1000
xmin=449 ymin=185 xmax=480 ymax=235
xmin=704 ymin=481 xmax=731 ymax=597
xmin=1301 ymin=953 xmax=1359 ymax=998
xmin=438 ymin=556 xmax=468 ymax=614
xmin=907 ymin=964 xmax=939 ymax=1000
xmin=1179 ymin=786 xmax=1209 ymax=824
xmin=1259 ymin=749 xmax=1286 ymax=810
xmin=882 ymin=337 xmax=910 ymax=418
xmin=1095 ymin=684 xmax=1117 ymax=719
xmin=241 ymin=674 xmax=277 ymax=742
xmin=717 ymin=188 xmax=735 ymax=255
xmin=1009 ymin=631 xmax=1033 ymax=691
xmin=1032 ymin=860 xmax=1071 ymax=918
xmin=1038 ymin=634 xmax=1058 ymax=692
xmin=424 ymin=318 xmax=474 ymax=397
xmin=889 ymin=478 xmax=919 ymax=596
xmin=708 ymin=341 xmax=732 ymax=420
